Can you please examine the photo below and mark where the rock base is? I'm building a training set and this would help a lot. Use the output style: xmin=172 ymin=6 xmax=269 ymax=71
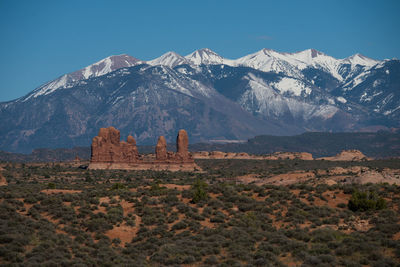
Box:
xmin=89 ymin=127 xmax=196 ymax=171
xmin=88 ymin=162 xmax=201 ymax=172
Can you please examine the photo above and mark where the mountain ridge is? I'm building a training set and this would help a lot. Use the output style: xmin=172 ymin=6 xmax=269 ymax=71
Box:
xmin=13 ymin=48 xmax=385 ymax=102
xmin=1 ymin=48 xmax=398 ymax=153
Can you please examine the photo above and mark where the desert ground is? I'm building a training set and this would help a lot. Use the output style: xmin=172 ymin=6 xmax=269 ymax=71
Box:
xmin=0 ymin=157 xmax=399 ymax=266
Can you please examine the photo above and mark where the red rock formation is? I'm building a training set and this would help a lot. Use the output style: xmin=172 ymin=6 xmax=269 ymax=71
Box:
xmin=175 ymin=129 xmax=191 ymax=161
xmin=156 ymin=136 xmax=167 ymax=160
xmin=127 ymin=135 xmax=136 ymax=145
xmin=91 ymin=127 xmax=138 ymax=163
xmin=90 ymin=128 xmax=196 ymax=170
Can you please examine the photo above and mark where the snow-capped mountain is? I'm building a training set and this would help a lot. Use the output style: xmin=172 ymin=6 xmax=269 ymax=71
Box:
xmin=342 ymin=53 xmax=380 ymax=67
xmin=334 ymin=59 xmax=400 ymax=120
xmin=231 ymin=48 xmax=380 ymax=82
xmin=23 ymin=54 xmax=142 ymax=100
xmin=185 ymin=48 xmax=231 ymax=65
xmin=148 ymin=51 xmax=189 ymax=68
xmin=0 ymin=48 xmax=398 ymax=153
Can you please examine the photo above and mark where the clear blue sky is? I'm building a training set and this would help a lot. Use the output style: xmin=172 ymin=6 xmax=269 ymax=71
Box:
xmin=0 ymin=0 xmax=399 ymax=102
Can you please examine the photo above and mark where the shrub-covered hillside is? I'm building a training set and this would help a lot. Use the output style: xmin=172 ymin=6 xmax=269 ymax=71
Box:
xmin=0 ymin=160 xmax=399 ymax=266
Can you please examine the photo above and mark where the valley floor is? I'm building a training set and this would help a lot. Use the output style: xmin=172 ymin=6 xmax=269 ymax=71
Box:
xmin=0 ymin=159 xmax=399 ymax=266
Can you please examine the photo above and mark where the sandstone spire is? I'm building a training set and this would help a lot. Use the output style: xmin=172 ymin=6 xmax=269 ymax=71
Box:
xmin=90 ymin=127 xmax=195 ymax=169
xmin=155 ymin=136 xmax=167 ymax=160
xmin=176 ymin=129 xmax=190 ymax=161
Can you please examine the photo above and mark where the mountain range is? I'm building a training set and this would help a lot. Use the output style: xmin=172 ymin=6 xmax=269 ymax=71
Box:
xmin=0 ymin=48 xmax=399 ymax=153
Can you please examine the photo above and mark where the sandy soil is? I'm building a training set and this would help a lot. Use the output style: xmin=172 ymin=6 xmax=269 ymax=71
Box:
xmin=162 ymin=184 xmax=190 ymax=191
xmin=105 ymin=223 xmax=138 ymax=246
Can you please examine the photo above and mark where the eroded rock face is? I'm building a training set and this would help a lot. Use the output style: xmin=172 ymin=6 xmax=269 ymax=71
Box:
xmin=127 ymin=135 xmax=136 ymax=145
xmin=156 ymin=136 xmax=167 ymax=161
xmin=90 ymin=127 xmax=194 ymax=168
xmin=99 ymin=126 xmax=120 ymax=145
xmin=176 ymin=129 xmax=191 ymax=161
xmin=317 ymin=150 xmax=368 ymax=161
xmin=91 ymin=127 xmax=138 ymax=163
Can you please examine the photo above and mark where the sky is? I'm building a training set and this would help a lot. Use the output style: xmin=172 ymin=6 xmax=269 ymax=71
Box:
xmin=0 ymin=0 xmax=399 ymax=102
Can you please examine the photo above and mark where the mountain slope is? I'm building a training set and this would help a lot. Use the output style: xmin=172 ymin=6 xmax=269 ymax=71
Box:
xmin=22 ymin=54 xmax=142 ymax=101
xmin=334 ymin=59 xmax=400 ymax=123
xmin=0 ymin=48 xmax=398 ymax=153
xmin=0 ymin=64 xmax=297 ymax=153
xmin=148 ymin=52 xmax=189 ymax=67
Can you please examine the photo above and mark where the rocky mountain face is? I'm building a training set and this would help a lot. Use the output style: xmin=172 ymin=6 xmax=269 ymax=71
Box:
xmin=0 ymin=49 xmax=398 ymax=153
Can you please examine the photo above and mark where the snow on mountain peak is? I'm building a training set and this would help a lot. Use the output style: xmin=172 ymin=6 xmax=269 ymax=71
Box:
xmin=233 ymin=48 xmax=306 ymax=78
xmin=24 ymin=54 xmax=142 ymax=100
xmin=22 ymin=48 xmax=384 ymax=102
xmin=185 ymin=48 xmax=226 ymax=65
xmin=287 ymin=49 xmax=333 ymax=65
xmin=80 ymin=54 xmax=141 ymax=79
xmin=343 ymin=53 xmax=379 ymax=67
xmin=148 ymin=51 xmax=189 ymax=67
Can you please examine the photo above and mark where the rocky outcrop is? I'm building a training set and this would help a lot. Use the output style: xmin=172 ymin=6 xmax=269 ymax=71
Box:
xmin=192 ymin=151 xmax=313 ymax=160
xmin=264 ymin=152 xmax=313 ymax=160
xmin=175 ymin=129 xmax=191 ymax=161
xmin=317 ymin=150 xmax=368 ymax=161
xmin=156 ymin=136 xmax=167 ymax=161
xmin=89 ymin=127 xmax=196 ymax=171
xmin=91 ymin=127 xmax=139 ymax=163
xmin=209 ymin=151 xmax=227 ymax=159
xmin=312 ymin=165 xmax=400 ymax=185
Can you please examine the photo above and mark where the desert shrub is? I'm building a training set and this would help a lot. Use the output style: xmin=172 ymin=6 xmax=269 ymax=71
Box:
xmin=311 ymin=228 xmax=344 ymax=243
xmin=371 ymin=212 xmax=400 ymax=236
xmin=160 ymin=193 xmax=179 ymax=205
xmin=204 ymin=255 xmax=218 ymax=264
xmin=191 ymin=179 xmax=208 ymax=203
xmin=208 ymin=198 xmax=224 ymax=209
xmin=112 ymin=238 xmax=121 ymax=245
xmin=85 ymin=217 xmax=112 ymax=232
xmin=106 ymin=205 xmax=123 ymax=224
xmin=348 ymin=190 xmax=387 ymax=211
xmin=176 ymin=203 xmax=190 ymax=213
xmin=210 ymin=211 xmax=226 ymax=223
xmin=167 ymin=212 xmax=179 ymax=223
xmin=171 ymin=221 xmax=187 ymax=231
xmin=111 ymin=183 xmax=126 ymax=191
xmin=322 ymin=216 xmax=340 ymax=225
xmin=24 ymin=194 xmax=39 ymax=204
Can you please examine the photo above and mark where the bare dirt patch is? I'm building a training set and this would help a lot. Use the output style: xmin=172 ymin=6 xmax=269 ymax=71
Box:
xmin=162 ymin=184 xmax=190 ymax=191
xmin=260 ymin=171 xmax=315 ymax=186
xmin=393 ymin=232 xmax=400 ymax=241
xmin=235 ymin=174 xmax=260 ymax=184
xmin=105 ymin=224 xmax=137 ymax=246
xmin=199 ymin=218 xmax=215 ymax=228
xmin=120 ymin=200 xmax=135 ymax=215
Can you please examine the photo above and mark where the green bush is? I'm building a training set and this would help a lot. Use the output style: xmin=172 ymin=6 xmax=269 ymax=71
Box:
xmin=191 ymin=179 xmax=208 ymax=203
xmin=111 ymin=183 xmax=126 ymax=190
xmin=348 ymin=190 xmax=387 ymax=211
